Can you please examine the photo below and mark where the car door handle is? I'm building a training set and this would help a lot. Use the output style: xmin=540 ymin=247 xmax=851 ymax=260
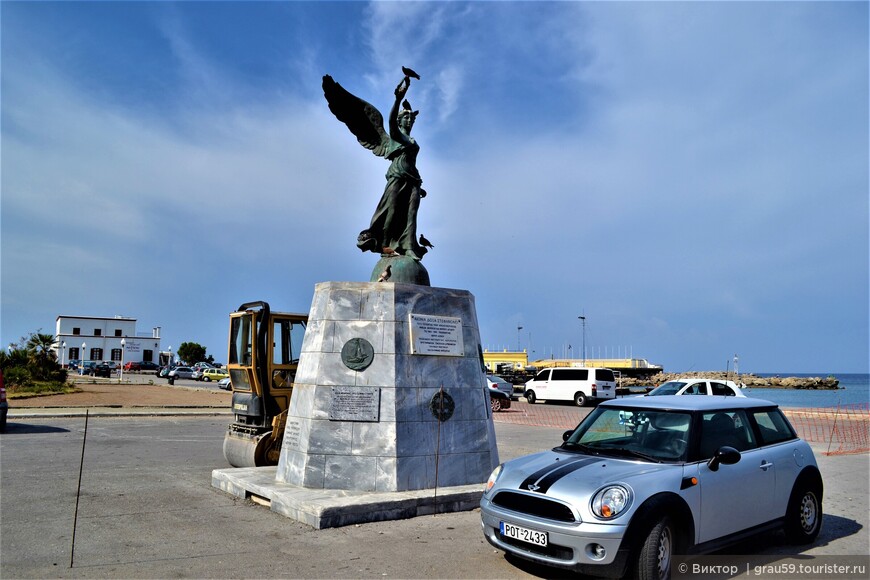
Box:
xmin=759 ymin=461 xmax=774 ymax=471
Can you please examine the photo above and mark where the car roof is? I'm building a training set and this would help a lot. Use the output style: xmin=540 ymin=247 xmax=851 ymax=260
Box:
xmin=662 ymin=377 xmax=741 ymax=386
xmin=600 ymin=395 xmax=776 ymax=412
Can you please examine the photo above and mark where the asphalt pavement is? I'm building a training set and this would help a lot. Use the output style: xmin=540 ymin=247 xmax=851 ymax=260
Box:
xmin=1 ymin=412 xmax=867 ymax=579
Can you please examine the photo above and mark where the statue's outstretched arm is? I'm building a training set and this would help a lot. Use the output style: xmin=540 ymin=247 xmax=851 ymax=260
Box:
xmin=389 ymin=78 xmax=410 ymax=143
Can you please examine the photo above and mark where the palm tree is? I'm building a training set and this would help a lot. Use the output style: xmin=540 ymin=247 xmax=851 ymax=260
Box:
xmin=27 ymin=333 xmax=57 ymax=361
xmin=26 ymin=332 xmax=58 ymax=379
xmin=0 ymin=348 xmax=28 ymax=370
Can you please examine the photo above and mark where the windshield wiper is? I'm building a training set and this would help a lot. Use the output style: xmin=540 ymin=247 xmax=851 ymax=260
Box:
xmin=561 ymin=442 xmax=601 ymax=456
xmin=596 ymin=447 xmax=663 ymax=463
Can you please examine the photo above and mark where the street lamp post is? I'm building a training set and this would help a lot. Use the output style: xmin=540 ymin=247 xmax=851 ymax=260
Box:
xmin=517 ymin=326 xmax=523 ymax=352
xmin=578 ymin=316 xmax=586 ymax=366
xmin=60 ymin=341 xmax=66 ymax=368
xmin=120 ymin=338 xmax=126 ymax=383
xmin=81 ymin=342 xmax=87 ymax=375
xmin=168 ymin=346 xmax=172 ymax=368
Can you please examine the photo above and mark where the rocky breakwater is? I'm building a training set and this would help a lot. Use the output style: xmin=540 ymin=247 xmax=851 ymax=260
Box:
xmin=620 ymin=371 xmax=840 ymax=390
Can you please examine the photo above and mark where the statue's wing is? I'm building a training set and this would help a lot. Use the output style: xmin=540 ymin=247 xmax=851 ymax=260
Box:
xmin=322 ymin=75 xmax=393 ymax=158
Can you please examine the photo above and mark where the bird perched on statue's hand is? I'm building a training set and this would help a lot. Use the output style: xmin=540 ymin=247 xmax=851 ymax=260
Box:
xmin=402 ymin=66 xmax=420 ymax=80
xmin=419 ymin=234 xmax=434 ymax=249
xmin=377 ymin=264 xmax=392 ymax=282
xmin=402 ymin=99 xmax=412 ymax=111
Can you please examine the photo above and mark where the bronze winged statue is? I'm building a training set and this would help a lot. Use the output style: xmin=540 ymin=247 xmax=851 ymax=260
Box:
xmin=322 ymin=72 xmax=428 ymax=262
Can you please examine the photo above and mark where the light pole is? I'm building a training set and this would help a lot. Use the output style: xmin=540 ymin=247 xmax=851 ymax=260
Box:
xmin=120 ymin=338 xmax=126 ymax=383
xmin=81 ymin=342 xmax=87 ymax=375
xmin=168 ymin=346 xmax=172 ymax=368
xmin=517 ymin=326 xmax=523 ymax=352
xmin=578 ymin=316 xmax=586 ymax=366
xmin=60 ymin=341 xmax=66 ymax=368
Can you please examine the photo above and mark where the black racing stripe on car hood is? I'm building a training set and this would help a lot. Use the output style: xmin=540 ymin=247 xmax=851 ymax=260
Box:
xmin=519 ymin=457 xmax=585 ymax=491
xmin=519 ymin=457 xmax=599 ymax=494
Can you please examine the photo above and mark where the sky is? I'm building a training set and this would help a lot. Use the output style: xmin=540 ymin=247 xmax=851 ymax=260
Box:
xmin=1 ymin=1 xmax=868 ymax=374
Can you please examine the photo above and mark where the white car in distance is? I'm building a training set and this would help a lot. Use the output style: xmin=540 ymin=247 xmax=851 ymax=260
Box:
xmin=646 ymin=378 xmax=746 ymax=397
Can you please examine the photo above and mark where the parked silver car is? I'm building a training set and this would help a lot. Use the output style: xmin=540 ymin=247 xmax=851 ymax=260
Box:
xmin=481 ymin=396 xmax=822 ymax=579
xmin=486 ymin=375 xmax=515 ymax=400
xmin=168 ymin=366 xmax=196 ymax=380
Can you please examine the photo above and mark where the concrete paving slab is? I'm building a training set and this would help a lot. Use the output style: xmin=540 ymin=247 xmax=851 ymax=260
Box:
xmin=212 ymin=465 xmax=483 ymax=529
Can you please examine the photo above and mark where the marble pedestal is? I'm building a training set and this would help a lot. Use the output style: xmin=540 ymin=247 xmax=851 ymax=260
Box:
xmin=275 ymin=281 xmax=499 ymax=492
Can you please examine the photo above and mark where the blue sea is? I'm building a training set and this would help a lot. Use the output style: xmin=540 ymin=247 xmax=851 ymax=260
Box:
xmin=744 ymin=373 xmax=869 ymax=408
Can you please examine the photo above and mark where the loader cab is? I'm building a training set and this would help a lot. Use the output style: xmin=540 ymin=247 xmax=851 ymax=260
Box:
xmin=227 ymin=303 xmax=307 ymax=421
xmin=224 ymin=301 xmax=308 ymax=467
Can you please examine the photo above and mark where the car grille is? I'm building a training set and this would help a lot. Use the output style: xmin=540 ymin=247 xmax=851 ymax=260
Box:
xmin=492 ymin=491 xmax=576 ymax=522
xmin=498 ymin=532 xmax=574 ymax=561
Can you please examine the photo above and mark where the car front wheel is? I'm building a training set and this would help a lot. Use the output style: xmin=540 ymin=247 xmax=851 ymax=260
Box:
xmin=785 ymin=481 xmax=822 ymax=544
xmin=203 ymin=377 xmax=211 ymax=382
xmin=635 ymin=517 xmax=673 ymax=580
xmin=525 ymin=390 xmax=536 ymax=404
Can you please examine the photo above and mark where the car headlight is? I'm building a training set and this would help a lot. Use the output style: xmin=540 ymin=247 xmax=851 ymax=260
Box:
xmin=591 ymin=485 xmax=631 ymax=519
xmin=484 ymin=464 xmax=504 ymax=495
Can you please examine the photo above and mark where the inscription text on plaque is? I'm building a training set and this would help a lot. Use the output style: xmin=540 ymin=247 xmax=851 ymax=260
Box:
xmin=409 ymin=313 xmax=464 ymax=356
xmin=329 ymin=386 xmax=380 ymax=421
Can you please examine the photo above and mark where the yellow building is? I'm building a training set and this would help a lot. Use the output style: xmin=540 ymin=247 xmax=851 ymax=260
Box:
xmin=483 ymin=350 xmax=662 ymax=378
xmin=529 ymin=358 xmax=662 ymax=372
xmin=482 ymin=349 xmax=528 ymax=373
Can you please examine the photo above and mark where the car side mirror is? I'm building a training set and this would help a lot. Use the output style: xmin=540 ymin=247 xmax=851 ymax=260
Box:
xmin=563 ymin=430 xmax=574 ymax=442
xmin=707 ymin=446 xmax=741 ymax=472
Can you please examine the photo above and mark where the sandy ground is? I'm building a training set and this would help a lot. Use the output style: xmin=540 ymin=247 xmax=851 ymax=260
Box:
xmin=8 ymin=380 xmax=230 ymax=408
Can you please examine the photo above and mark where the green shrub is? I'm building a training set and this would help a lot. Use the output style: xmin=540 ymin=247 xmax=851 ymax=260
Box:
xmin=4 ymin=366 xmax=33 ymax=388
xmin=1 ymin=330 xmax=69 ymax=392
xmin=7 ymin=380 xmax=77 ymax=398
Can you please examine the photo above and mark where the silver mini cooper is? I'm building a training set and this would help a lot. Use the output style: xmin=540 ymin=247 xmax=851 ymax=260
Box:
xmin=480 ymin=396 xmax=823 ymax=579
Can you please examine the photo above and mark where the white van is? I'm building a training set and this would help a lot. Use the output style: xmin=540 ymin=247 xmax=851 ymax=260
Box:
xmin=523 ymin=367 xmax=617 ymax=406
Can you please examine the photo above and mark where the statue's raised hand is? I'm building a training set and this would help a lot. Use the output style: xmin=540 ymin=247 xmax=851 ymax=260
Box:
xmin=394 ymin=77 xmax=410 ymax=99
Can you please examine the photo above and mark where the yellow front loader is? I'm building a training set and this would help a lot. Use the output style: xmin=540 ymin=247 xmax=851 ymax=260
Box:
xmin=222 ymin=301 xmax=307 ymax=468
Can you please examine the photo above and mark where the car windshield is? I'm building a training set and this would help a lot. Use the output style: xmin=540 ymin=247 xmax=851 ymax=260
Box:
xmin=647 ymin=381 xmax=687 ymax=396
xmin=562 ymin=407 xmax=691 ymax=462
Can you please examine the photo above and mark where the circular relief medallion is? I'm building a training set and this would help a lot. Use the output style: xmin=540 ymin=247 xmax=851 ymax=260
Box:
xmin=429 ymin=390 xmax=455 ymax=422
xmin=341 ymin=338 xmax=375 ymax=371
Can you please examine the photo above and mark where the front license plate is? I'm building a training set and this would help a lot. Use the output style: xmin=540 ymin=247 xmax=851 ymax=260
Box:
xmin=500 ymin=521 xmax=548 ymax=546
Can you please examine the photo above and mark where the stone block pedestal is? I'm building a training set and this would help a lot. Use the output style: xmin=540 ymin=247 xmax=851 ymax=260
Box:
xmin=275 ymin=281 xmax=499 ymax=492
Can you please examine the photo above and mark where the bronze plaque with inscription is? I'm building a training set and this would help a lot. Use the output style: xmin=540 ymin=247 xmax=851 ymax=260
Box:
xmin=329 ymin=386 xmax=380 ymax=421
